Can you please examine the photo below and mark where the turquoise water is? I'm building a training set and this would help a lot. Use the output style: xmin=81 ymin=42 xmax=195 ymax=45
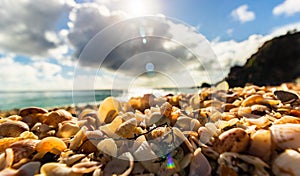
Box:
xmin=0 ymin=90 xmax=124 ymax=110
xmin=0 ymin=88 xmax=197 ymax=110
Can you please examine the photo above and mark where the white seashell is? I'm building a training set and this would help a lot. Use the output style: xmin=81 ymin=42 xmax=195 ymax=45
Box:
xmin=189 ymin=148 xmax=211 ymax=176
xmin=133 ymin=141 xmax=157 ymax=161
xmin=174 ymin=115 xmax=200 ymax=131
xmin=270 ymin=124 xmax=300 ymax=149
xmin=97 ymin=138 xmax=117 ymax=157
xmin=272 ymin=149 xmax=300 ymax=176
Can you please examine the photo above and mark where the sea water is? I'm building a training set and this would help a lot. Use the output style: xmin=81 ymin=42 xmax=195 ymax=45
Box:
xmin=0 ymin=88 xmax=197 ymax=110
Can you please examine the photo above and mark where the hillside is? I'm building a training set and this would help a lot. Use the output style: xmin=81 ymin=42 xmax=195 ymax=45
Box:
xmin=226 ymin=31 xmax=300 ymax=87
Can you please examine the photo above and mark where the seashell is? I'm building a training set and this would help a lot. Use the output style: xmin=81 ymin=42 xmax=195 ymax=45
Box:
xmin=243 ymin=115 xmax=271 ymax=129
xmin=0 ymin=148 xmax=14 ymax=170
xmin=19 ymin=107 xmax=48 ymax=127
xmin=56 ymin=120 xmax=80 ymax=138
xmin=189 ymin=148 xmax=211 ymax=176
xmin=129 ymin=94 xmax=155 ymax=112
xmin=272 ymin=149 xmax=300 ymax=176
xmin=40 ymin=109 xmax=73 ymax=128
xmin=72 ymin=161 xmax=102 ymax=174
xmin=17 ymin=161 xmax=40 ymax=176
xmin=9 ymin=139 xmax=40 ymax=163
xmin=99 ymin=116 xmax=123 ymax=138
xmin=174 ymin=115 xmax=200 ymax=132
xmin=61 ymin=154 xmax=86 ymax=166
xmin=97 ymin=138 xmax=117 ymax=157
xmin=241 ymin=94 xmax=264 ymax=107
xmin=179 ymin=153 xmax=193 ymax=170
xmin=103 ymin=152 xmax=134 ymax=176
xmin=70 ymin=127 xmax=87 ymax=151
xmin=274 ymin=90 xmax=299 ymax=104
xmin=145 ymin=111 xmax=166 ymax=127
xmin=290 ymin=109 xmax=300 ymax=117
xmin=78 ymin=109 xmax=100 ymax=129
xmin=251 ymin=104 xmax=270 ymax=114
xmin=173 ymin=127 xmax=194 ymax=152
xmin=7 ymin=115 xmax=22 ymax=121
xmin=0 ymin=120 xmax=29 ymax=137
xmin=98 ymin=97 xmax=121 ymax=124
xmin=160 ymin=102 xmax=173 ymax=118
xmin=36 ymin=137 xmax=67 ymax=155
xmin=248 ymin=129 xmax=271 ymax=162
xmin=221 ymin=103 xmax=237 ymax=112
xmin=150 ymin=127 xmax=170 ymax=140
xmin=0 ymin=131 xmax=38 ymax=153
xmin=115 ymin=118 xmax=137 ymax=138
xmin=270 ymin=124 xmax=300 ymax=150
xmin=79 ymin=130 xmax=104 ymax=154
xmin=213 ymin=128 xmax=249 ymax=153
xmin=133 ymin=141 xmax=158 ymax=161
xmin=218 ymin=152 xmax=269 ymax=176
xmin=198 ymin=127 xmax=212 ymax=144
xmin=40 ymin=162 xmax=81 ymax=176
xmin=274 ymin=115 xmax=300 ymax=124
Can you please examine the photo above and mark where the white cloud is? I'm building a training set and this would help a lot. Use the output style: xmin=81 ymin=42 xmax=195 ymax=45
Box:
xmin=231 ymin=4 xmax=255 ymax=23
xmin=0 ymin=55 xmax=73 ymax=91
xmin=273 ymin=0 xmax=300 ymax=16
xmin=0 ymin=0 xmax=74 ymax=57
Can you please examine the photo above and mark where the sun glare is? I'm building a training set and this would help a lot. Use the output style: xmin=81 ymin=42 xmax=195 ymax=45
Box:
xmin=125 ymin=0 xmax=157 ymax=17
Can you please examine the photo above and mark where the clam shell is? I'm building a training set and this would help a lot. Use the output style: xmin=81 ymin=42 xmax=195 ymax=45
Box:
xmin=272 ymin=149 xmax=300 ymax=176
xmin=270 ymin=124 xmax=300 ymax=149
xmin=0 ymin=121 xmax=29 ymax=137
xmin=98 ymin=97 xmax=121 ymax=124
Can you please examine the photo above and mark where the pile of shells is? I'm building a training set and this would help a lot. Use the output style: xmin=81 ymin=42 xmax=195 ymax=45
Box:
xmin=1 ymin=82 xmax=300 ymax=175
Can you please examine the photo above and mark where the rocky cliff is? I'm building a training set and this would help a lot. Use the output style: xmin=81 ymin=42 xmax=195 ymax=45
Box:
xmin=226 ymin=31 xmax=300 ymax=87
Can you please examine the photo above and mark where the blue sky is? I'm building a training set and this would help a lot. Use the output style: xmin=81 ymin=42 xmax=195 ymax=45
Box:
xmin=0 ymin=0 xmax=300 ymax=90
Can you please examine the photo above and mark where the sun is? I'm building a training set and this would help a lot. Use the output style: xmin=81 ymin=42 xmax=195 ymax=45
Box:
xmin=125 ymin=0 xmax=158 ymax=17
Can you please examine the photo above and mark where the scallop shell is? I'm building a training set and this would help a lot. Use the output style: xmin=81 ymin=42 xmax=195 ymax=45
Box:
xmin=36 ymin=137 xmax=67 ymax=155
xmin=272 ymin=149 xmax=300 ymax=176
xmin=189 ymin=148 xmax=211 ymax=176
xmin=0 ymin=120 xmax=29 ymax=137
xmin=98 ymin=97 xmax=121 ymax=124
xmin=270 ymin=124 xmax=300 ymax=150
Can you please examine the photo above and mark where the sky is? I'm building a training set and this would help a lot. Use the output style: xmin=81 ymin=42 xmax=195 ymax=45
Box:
xmin=0 ymin=0 xmax=300 ymax=90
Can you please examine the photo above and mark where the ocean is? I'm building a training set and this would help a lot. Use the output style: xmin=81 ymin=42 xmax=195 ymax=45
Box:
xmin=0 ymin=88 xmax=197 ymax=110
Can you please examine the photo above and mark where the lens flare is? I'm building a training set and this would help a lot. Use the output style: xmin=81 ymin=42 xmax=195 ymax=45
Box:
xmin=167 ymin=154 xmax=175 ymax=169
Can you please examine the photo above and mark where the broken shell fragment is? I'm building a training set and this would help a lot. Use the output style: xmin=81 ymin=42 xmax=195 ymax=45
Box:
xmin=72 ymin=161 xmax=102 ymax=174
xmin=272 ymin=149 xmax=300 ymax=176
xmin=213 ymin=128 xmax=249 ymax=153
xmin=115 ymin=118 xmax=137 ymax=138
xmin=36 ymin=137 xmax=67 ymax=155
xmin=0 ymin=120 xmax=29 ymax=137
xmin=56 ymin=121 xmax=80 ymax=138
xmin=270 ymin=124 xmax=300 ymax=150
xmin=189 ymin=148 xmax=211 ymax=176
xmin=40 ymin=162 xmax=81 ymax=176
xmin=97 ymin=138 xmax=117 ymax=157
xmin=98 ymin=97 xmax=121 ymax=124
xmin=41 ymin=109 xmax=73 ymax=127
xmin=218 ymin=152 xmax=269 ymax=176
xmin=9 ymin=139 xmax=40 ymax=163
